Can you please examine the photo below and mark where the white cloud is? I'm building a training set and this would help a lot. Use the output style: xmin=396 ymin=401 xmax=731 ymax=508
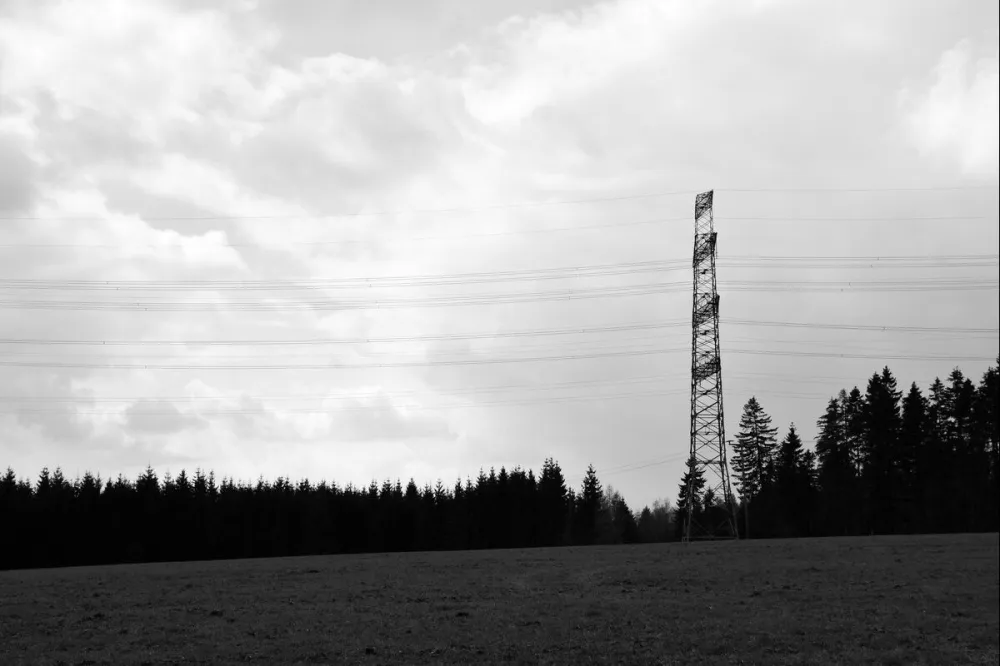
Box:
xmin=0 ymin=0 xmax=274 ymax=138
xmin=458 ymin=0 xmax=698 ymax=126
xmin=0 ymin=0 xmax=997 ymax=512
xmin=901 ymin=38 xmax=1000 ymax=179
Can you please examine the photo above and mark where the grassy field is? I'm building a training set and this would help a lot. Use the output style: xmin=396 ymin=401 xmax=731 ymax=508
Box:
xmin=1 ymin=533 xmax=997 ymax=665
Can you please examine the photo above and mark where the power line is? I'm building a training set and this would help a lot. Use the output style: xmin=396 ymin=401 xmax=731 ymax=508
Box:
xmin=0 ymin=347 xmax=993 ymax=370
xmin=0 ymin=347 xmax=682 ymax=370
xmin=723 ymin=216 xmax=994 ymax=222
xmin=0 ymin=276 xmax=997 ymax=311
xmin=729 ymin=349 xmax=997 ymax=362
xmin=0 ymin=216 xmax=688 ymax=246
xmin=0 ymin=386 xmax=684 ymax=416
xmin=0 ymin=374 xmax=678 ymax=403
xmin=1 ymin=254 xmax=995 ymax=290
xmin=2 ymin=214 xmax=996 ymax=251
xmin=0 ymin=282 xmax=677 ymax=311
xmin=601 ymin=452 xmax=690 ymax=477
xmin=0 ymin=191 xmax=701 ymax=222
xmin=2 ymin=336 xmax=986 ymax=362
xmin=721 ymin=186 xmax=999 ymax=193
xmin=0 ymin=371 xmax=937 ymax=405
xmin=0 ymin=259 xmax=677 ymax=290
xmin=724 ymin=319 xmax=999 ymax=334
xmin=0 ymin=318 xmax=994 ymax=347
xmin=1 ymin=184 xmax=995 ymax=222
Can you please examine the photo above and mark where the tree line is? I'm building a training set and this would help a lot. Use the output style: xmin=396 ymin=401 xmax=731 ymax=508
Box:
xmin=707 ymin=358 xmax=999 ymax=539
xmin=0 ymin=458 xmax=673 ymax=571
xmin=1 ymin=357 xmax=996 ymax=570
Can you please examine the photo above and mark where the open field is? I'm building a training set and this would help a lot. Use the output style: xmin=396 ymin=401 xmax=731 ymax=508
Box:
xmin=1 ymin=533 xmax=997 ymax=665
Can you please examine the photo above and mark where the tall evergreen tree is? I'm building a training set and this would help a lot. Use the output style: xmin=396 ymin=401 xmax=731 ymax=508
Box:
xmin=899 ymin=382 xmax=927 ymax=531
xmin=814 ymin=396 xmax=854 ymax=535
xmin=922 ymin=377 xmax=952 ymax=531
xmin=731 ymin=396 xmax=778 ymax=538
xmin=945 ymin=368 xmax=983 ymax=531
xmin=537 ymin=458 xmax=568 ymax=547
xmin=773 ymin=424 xmax=813 ymax=536
xmin=574 ymin=465 xmax=603 ymax=545
xmin=675 ymin=457 xmax=706 ymax=539
xmin=841 ymin=387 xmax=867 ymax=476
xmin=976 ymin=359 xmax=999 ymax=530
xmin=862 ymin=368 xmax=903 ymax=534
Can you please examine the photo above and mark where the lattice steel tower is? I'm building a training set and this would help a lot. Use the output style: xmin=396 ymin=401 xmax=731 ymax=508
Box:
xmin=684 ymin=190 xmax=738 ymax=541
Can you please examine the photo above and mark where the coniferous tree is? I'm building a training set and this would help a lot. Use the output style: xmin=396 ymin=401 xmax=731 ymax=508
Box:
xmin=538 ymin=458 xmax=568 ymax=546
xmin=773 ymin=424 xmax=812 ymax=536
xmin=814 ymin=396 xmax=854 ymax=535
xmin=5 ymin=355 xmax=1000 ymax=574
xmin=637 ymin=498 xmax=673 ymax=543
xmin=977 ymin=359 xmax=1000 ymax=530
xmin=899 ymin=383 xmax=927 ymax=531
xmin=637 ymin=506 xmax=655 ymax=542
xmin=944 ymin=369 xmax=983 ymax=531
xmin=922 ymin=377 xmax=951 ymax=531
xmin=675 ymin=457 xmax=706 ymax=539
xmin=862 ymin=368 xmax=903 ymax=534
xmin=574 ymin=465 xmax=603 ymax=545
xmin=731 ymin=396 xmax=778 ymax=538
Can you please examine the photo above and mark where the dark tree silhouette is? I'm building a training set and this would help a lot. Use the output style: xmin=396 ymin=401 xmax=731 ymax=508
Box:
xmin=731 ymin=396 xmax=778 ymax=538
xmin=674 ymin=457 xmax=706 ymax=537
xmin=862 ymin=368 xmax=903 ymax=534
xmin=2 ymin=359 xmax=997 ymax=570
xmin=573 ymin=464 xmax=603 ymax=545
xmin=771 ymin=424 xmax=814 ymax=537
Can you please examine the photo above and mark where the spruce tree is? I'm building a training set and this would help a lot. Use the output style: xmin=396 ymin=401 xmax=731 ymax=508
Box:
xmin=976 ymin=359 xmax=999 ymax=530
xmin=731 ymin=396 xmax=778 ymax=538
xmin=841 ymin=387 xmax=867 ymax=474
xmin=862 ymin=368 xmax=902 ymax=534
xmin=538 ymin=458 xmax=568 ymax=546
xmin=899 ymin=383 xmax=927 ymax=531
xmin=574 ymin=465 xmax=603 ymax=545
xmin=774 ymin=424 xmax=811 ymax=536
xmin=675 ymin=457 xmax=706 ymax=539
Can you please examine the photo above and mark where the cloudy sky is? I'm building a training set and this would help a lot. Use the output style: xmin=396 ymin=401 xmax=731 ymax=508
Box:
xmin=0 ymin=0 xmax=997 ymax=511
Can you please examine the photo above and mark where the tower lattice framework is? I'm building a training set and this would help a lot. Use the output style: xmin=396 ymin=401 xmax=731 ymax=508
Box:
xmin=684 ymin=190 xmax=738 ymax=541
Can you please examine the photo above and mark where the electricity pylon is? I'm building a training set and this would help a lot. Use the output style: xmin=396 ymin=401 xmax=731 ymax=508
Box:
xmin=683 ymin=190 xmax=739 ymax=541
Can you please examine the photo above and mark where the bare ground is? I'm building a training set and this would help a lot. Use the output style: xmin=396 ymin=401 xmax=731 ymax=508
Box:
xmin=1 ymin=533 xmax=997 ymax=665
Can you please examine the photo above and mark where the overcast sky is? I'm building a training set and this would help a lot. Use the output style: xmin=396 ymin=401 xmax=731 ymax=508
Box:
xmin=1 ymin=0 xmax=997 ymax=511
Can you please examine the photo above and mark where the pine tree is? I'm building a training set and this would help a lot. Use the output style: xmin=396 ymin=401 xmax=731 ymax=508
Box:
xmin=862 ymin=368 xmax=903 ymax=534
xmin=976 ymin=359 xmax=999 ymax=530
xmin=815 ymin=398 xmax=845 ymax=469
xmin=638 ymin=498 xmax=672 ymax=543
xmin=841 ymin=387 xmax=867 ymax=475
xmin=675 ymin=457 xmax=706 ymax=539
xmin=574 ymin=465 xmax=603 ymax=545
xmin=774 ymin=424 xmax=812 ymax=536
xmin=538 ymin=458 xmax=568 ymax=546
xmin=777 ymin=424 xmax=805 ymax=479
xmin=814 ymin=396 xmax=854 ymax=536
xmin=899 ymin=383 xmax=926 ymax=531
xmin=731 ymin=396 xmax=778 ymax=538
xmin=637 ymin=506 xmax=655 ymax=543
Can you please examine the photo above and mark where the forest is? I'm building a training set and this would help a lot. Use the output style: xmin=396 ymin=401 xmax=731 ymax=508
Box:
xmin=1 ymin=358 xmax=997 ymax=571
